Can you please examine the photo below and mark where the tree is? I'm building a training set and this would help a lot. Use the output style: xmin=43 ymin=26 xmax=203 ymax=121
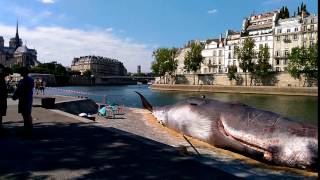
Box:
xmin=227 ymin=65 xmax=238 ymax=82
xmin=279 ymin=6 xmax=290 ymax=19
xmin=297 ymin=2 xmax=310 ymax=16
xmin=184 ymin=42 xmax=203 ymax=85
xmin=11 ymin=64 xmax=22 ymax=73
xmin=235 ymin=37 xmax=255 ymax=86
xmin=151 ymin=48 xmax=178 ymax=84
xmin=287 ymin=43 xmax=318 ymax=86
xmin=83 ymin=70 xmax=92 ymax=78
xmin=253 ymin=44 xmax=273 ymax=85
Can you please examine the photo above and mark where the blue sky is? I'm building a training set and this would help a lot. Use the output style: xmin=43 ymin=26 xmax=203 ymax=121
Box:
xmin=0 ymin=0 xmax=318 ymax=72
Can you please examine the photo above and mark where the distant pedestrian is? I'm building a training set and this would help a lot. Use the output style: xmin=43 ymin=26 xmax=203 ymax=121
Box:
xmin=0 ymin=64 xmax=8 ymax=133
xmin=12 ymin=67 xmax=34 ymax=136
xmin=35 ymin=78 xmax=40 ymax=95
xmin=201 ymin=95 xmax=206 ymax=99
xmin=40 ymin=79 xmax=46 ymax=95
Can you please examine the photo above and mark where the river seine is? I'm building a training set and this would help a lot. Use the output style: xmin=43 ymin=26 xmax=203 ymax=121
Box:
xmin=47 ymin=85 xmax=318 ymax=126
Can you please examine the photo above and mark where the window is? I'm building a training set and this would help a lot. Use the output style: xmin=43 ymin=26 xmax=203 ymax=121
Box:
xmin=294 ymin=27 xmax=298 ymax=32
xmin=213 ymin=51 xmax=216 ymax=56
xmin=303 ymin=26 xmax=307 ymax=31
xmin=310 ymin=41 xmax=314 ymax=46
xmin=285 ymin=50 xmax=289 ymax=57
xmin=233 ymin=60 xmax=236 ymax=66
xmin=303 ymin=34 xmax=307 ymax=40
xmin=228 ymin=46 xmax=231 ymax=50
xmin=287 ymin=29 xmax=291 ymax=33
xmin=303 ymin=41 xmax=306 ymax=47
xmin=219 ymin=50 xmax=222 ymax=56
xmin=208 ymin=59 xmax=211 ymax=65
xmin=310 ymin=25 xmax=314 ymax=31
xmin=276 ymin=36 xmax=280 ymax=41
xmin=284 ymin=59 xmax=287 ymax=65
xmin=276 ymin=67 xmax=280 ymax=72
xmin=275 ymin=51 xmax=280 ymax=57
xmin=259 ymin=44 xmax=263 ymax=49
xmin=260 ymin=36 xmax=262 ymax=41
xmin=284 ymin=35 xmax=288 ymax=40
xmin=293 ymin=34 xmax=298 ymax=40
xmin=276 ymin=60 xmax=280 ymax=65
xmin=311 ymin=18 xmax=314 ymax=23
xmin=265 ymin=36 xmax=268 ymax=40
xmin=228 ymin=52 xmax=231 ymax=59
xmin=310 ymin=33 xmax=314 ymax=39
xmin=218 ymin=58 xmax=222 ymax=64
xmin=277 ymin=29 xmax=282 ymax=33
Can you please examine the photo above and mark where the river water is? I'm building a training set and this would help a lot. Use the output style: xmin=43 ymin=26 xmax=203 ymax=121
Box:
xmin=47 ymin=85 xmax=318 ymax=126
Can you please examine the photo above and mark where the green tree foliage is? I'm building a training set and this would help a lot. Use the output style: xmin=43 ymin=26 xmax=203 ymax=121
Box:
xmin=151 ymin=47 xmax=179 ymax=84
xmin=11 ymin=64 xmax=22 ymax=73
xmin=82 ymin=70 xmax=92 ymax=77
xmin=297 ymin=2 xmax=309 ymax=16
xmin=287 ymin=43 xmax=318 ymax=86
xmin=184 ymin=42 xmax=203 ymax=85
xmin=30 ymin=62 xmax=67 ymax=76
xmin=235 ymin=37 xmax=255 ymax=86
xmin=279 ymin=6 xmax=290 ymax=19
xmin=227 ymin=65 xmax=238 ymax=81
xmin=253 ymin=44 xmax=273 ymax=85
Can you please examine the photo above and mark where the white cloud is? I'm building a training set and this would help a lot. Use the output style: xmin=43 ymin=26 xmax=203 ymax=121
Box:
xmin=105 ymin=28 xmax=113 ymax=32
xmin=40 ymin=0 xmax=55 ymax=4
xmin=0 ymin=24 xmax=153 ymax=72
xmin=208 ymin=9 xmax=218 ymax=14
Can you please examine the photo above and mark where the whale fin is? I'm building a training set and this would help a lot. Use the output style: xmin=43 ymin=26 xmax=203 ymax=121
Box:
xmin=135 ymin=91 xmax=153 ymax=112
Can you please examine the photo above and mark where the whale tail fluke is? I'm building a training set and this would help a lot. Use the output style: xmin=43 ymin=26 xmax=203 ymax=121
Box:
xmin=135 ymin=91 xmax=153 ymax=112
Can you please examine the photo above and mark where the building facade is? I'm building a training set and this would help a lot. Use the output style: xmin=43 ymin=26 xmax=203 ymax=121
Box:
xmin=163 ymin=9 xmax=318 ymax=77
xmin=71 ymin=56 xmax=127 ymax=77
xmin=0 ymin=22 xmax=38 ymax=67
xmin=240 ymin=11 xmax=277 ymax=69
xmin=301 ymin=13 xmax=318 ymax=48
xmin=273 ymin=12 xmax=318 ymax=71
xmin=224 ymin=30 xmax=241 ymax=72
xmin=201 ymin=34 xmax=225 ymax=74
xmin=274 ymin=16 xmax=302 ymax=71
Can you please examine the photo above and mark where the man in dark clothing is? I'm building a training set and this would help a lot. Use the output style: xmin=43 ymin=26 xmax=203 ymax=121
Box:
xmin=12 ymin=67 xmax=34 ymax=135
xmin=0 ymin=64 xmax=8 ymax=132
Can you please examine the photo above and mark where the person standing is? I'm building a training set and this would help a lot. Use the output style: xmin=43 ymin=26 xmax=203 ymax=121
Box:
xmin=40 ymin=79 xmax=46 ymax=95
xmin=0 ymin=64 xmax=8 ymax=133
xmin=12 ymin=67 xmax=34 ymax=135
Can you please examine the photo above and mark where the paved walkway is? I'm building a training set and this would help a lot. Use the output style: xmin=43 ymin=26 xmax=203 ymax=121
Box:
xmin=0 ymin=98 xmax=238 ymax=179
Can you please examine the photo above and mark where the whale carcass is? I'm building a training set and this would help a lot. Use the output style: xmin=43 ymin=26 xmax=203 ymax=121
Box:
xmin=135 ymin=92 xmax=318 ymax=170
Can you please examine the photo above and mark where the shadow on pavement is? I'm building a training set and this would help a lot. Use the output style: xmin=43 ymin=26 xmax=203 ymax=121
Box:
xmin=0 ymin=121 xmax=241 ymax=179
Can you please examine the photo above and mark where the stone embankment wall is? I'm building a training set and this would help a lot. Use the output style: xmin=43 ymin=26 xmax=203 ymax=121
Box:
xmin=155 ymin=72 xmax=316 ymax=87
xmin=150 ymin=84 xmax=318 ymax=96
xmin=55 ymin=98 xmax=98 ymax=115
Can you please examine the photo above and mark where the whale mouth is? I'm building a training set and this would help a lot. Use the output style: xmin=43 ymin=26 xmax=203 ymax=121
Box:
xmin=218 ymin=120 xmax=271 ymax=159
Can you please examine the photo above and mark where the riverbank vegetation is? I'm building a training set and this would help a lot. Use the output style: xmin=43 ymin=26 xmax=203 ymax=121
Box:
xmin=287 ymin=42 xmax=318 ymax=87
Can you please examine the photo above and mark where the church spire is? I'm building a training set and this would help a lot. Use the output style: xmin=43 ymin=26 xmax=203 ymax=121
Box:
xmin=15 ymin=20 xmax=19 ymax=39
xmin=15 ymin=20 xmax=21 ymax=48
